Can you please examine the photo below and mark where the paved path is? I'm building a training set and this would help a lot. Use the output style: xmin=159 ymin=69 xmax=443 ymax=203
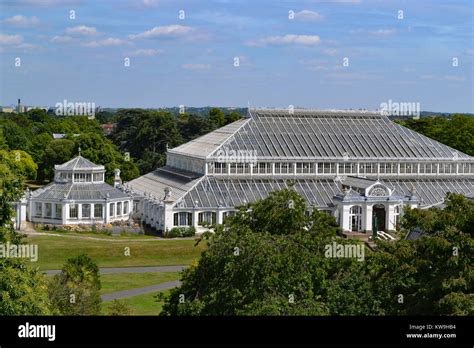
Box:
xmin=44 ymin=265 xmax=187 ymax=276
xmin=101 ymin=280 xmax=181 ymax=301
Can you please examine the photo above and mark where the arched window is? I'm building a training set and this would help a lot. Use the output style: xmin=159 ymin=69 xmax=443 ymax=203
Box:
xmin=198 ymin=211 xmax=217 ymax=225
xmin=349 ymin=206 xmax=363 ymax=232
xmin=174 ymin=212 xmax=192 ymax=226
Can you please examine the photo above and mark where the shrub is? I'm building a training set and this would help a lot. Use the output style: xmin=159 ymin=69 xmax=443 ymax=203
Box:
xmin=163 ymin=226 xmax=196 ymax=238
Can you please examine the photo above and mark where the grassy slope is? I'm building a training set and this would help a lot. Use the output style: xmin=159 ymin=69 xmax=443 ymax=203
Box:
xmin=100 ymin=272 xmax=181 ymax=295
xmin=26 ymin=235 xmax=206 ymax=270
xmin=101 ymin=290 xmax=171 ymax=316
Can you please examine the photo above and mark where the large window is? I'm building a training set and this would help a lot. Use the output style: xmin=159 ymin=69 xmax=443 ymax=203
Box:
xmin=349 ymin=206 xmax=363 ymax=232
xmin=439 ymin=163 xmax=456 ymax=174
xmin=213 ymin=162 xmax=227 ymax=174
xmin=69 ymin=204 xmax=78 ymax=219
xmin=45 ymin=203 xmax=52 ymax=218
xmin=110 ymin=203 xmax=115 ymax=217
xmin=55 ymin=204 xmax=62 ymax=219
xmin=93 ymin=173 xmax=104 ymax=182
xmin=94 ymin=204 xmax=103 ymax=218
xmin=82 ymin=204 xmax=91 ymax=218
xmin=124 ymin=201 xmax=129 ymax=215
xmin=116 ymin=202 xmax=122 ymax=216
xmin=198 ymin=211 xmax=217 ymax=225
xmin=222 ymin=211 xmax=236 ymax=221
xmin=419 ymin=163 xmax=437 ymax=174
xmin=174 ymin=212 xmax=192 ymax=226
xmin=35 ymin=202 xmax=42 ymax=217
xmin=393 ymin=205 xmax=401 ymax=230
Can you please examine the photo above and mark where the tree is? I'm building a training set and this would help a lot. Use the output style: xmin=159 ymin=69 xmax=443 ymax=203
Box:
xmin=40 ymin=139 xmax=75 ymax=180
xmin=48 ymin=254 xmax=102 ymax=315
xmin=0 ymin=128 xmax=7 ymax=150
xmin=0 ymin=155 xmax=53 ymax=315
xmin=209 ymin=108 xmax=225 ymax=128
xmin=225 ymin=111 xmax=242 ymax=125
xmin=161 ymin=190 xmax=473 ymax=316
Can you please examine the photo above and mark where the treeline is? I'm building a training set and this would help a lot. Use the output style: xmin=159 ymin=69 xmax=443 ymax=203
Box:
xmin=111 ymin=108 xmax=242 ymax=173
xmin=0 ymin=107 xmax=244 ymax=183
xmin=397 ymin=115 xmax=474 ymax=156
xmin=0 ymin=109 xmax=139 ymax=183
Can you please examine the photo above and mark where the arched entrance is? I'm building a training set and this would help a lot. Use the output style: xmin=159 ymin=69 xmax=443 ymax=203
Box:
xmin=372 ymin=204 xmax=386 ymax=232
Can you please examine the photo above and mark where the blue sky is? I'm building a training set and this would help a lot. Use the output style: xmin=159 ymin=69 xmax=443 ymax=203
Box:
xmin=0 ymin=0 xmax=472 ymax=112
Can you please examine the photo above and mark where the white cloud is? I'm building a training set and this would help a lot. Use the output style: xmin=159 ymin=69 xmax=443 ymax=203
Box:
xmin=0 ymin=33 xmax=23 ymax=45
xmin=66 ymin=25 xmax=98 ymax=36
xmin=128 ymin=48 xmax=162 ymax=56
xmin=128 ymin=25 xmax=194 ymax=39
xmin=293 ymin=10 xmax=324 ymax=22
xmin=83 ymin=37 xmax=128 ymax=47
xmin=50 ymin=35 xmax=73 ymax=43
xmin=182 ymin=63 xmax=211 ymax=70
xmin=248 ymin=34 xmax=321 ymax=47
xmin=3 ymin=15 xmax=39 ymax=27
xmin=369 ymin=29 xmax=396 ymax=37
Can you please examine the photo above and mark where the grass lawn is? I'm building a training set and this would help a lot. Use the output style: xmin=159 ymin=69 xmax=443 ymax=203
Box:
xmin=101 ymin=290 xmax=171 ymax=316
xmin=100 ymin=272 xmax=181 ymax=295
xmin=31 ymin=230 xmax=158 ymax=239
xmin=26 ymin=235 xmax=206 ymax=270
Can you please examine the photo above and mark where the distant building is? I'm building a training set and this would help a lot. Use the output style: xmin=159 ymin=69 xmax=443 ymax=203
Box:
xmin=52 ymin=133 xmax=80 ymax=139
xmin=1 ymin=107 xmax=15 ymax=113
xmin=128 ymin=108 xmax=474 ymax=234
xmin=101 ymin=123 xmax=116 ymax=136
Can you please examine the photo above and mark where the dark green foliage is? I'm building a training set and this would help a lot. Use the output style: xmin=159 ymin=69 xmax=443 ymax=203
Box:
xmin=161 ymin=190 xmax=473 ymax=316
xmin=164 ymin=226 xmax=196 ymax=238
xmin=397 ymin=115 xmax=474 ymax=156
xmin=106 ymin=299 xmax=131 ymax=316
xmin=48 ymin=254 xmax=102 ymax=315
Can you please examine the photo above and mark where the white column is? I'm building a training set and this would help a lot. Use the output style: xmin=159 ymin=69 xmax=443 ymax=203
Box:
xmin=104 ymin=201 xmax=109 ymax=223
xmin=341 ymin=205 xmax=351 ymax=231
xmin=363 ymin=204 xmax=373 ymax=232
xmin=386 ymin=204 xmax=396 ymax=231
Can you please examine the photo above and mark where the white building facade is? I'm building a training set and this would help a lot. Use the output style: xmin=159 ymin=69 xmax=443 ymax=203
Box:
xmin=16 ymin=156 xmax=133 ymax=228
xmin=125 ymin=108 xmax=474 ymax=234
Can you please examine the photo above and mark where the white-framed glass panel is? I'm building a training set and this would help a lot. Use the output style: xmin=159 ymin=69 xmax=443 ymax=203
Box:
xmin=69 ymin=204 xmax=78 ymax=219
xmin=359 ymin=163 xmax=377 ymax=175
xmin=174 ymin=212 xmax=192 ymax=226
xmin=400 ymin=163 xmax=417 ymax=174
xmin=349 ymin=205 xmax=362 ymax=232
xmin=198 ymin=211 xmax=217 ymax=225
xmin=214 ymin=162 xmax=227 ymax=174
xmin=222 ymin=211 xmax=236 ymax=221
xmin=82 ymin=204 xmax=91 ymax=218
xmin=35 ymin=202 xmax=42 ymax=217
xmin=110 ymin=203 xmax=115 ymax=217
xmin=93 ymin=173 xmax=104 ymax=182
xmin=296 ymin=162 xmax=315 ymax=174
xmin=116 ymin=202 xmax=122 ymax=216
xmin=318 ymin=163 xmax=336 ymax=174
xmin=45 ymin=203 xmax=52 ymax=217
xmin=394 ymin=205 xmax=401 ymax=230
xmin=339 ymin=163 xmax=356 ymax=175
xmin=124 ymin=201 xmax=129 ymax=215
xmin=275 ymin=162 xmax=292 ymax=174
xmin=55 ymin=204 xmax=62 ymax=218
xmin=380 ymin=163 xmax=397 ymax=174
xmin=254 ymin=162 xmax=272 ymax=174
xmin=94 ymin=204 xmax=103 ymax=218
xmin=133 ymin=201 xmax=139 ymax=213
